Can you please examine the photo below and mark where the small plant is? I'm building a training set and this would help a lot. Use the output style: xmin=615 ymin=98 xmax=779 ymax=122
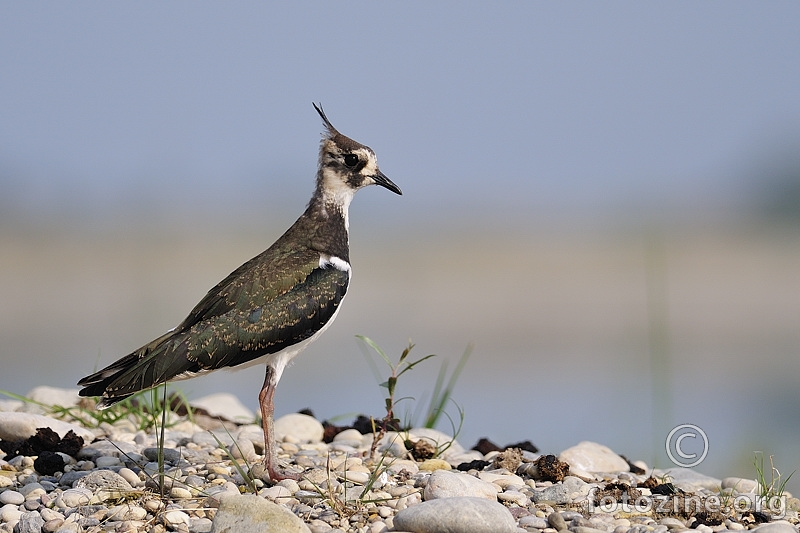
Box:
xmin=357 ymin=336 xmax=435 ymax=458
xmin=753 ymin=452 xmax=794 ymax=500
xmin=357 ymin=336 xmax=469 ymax=460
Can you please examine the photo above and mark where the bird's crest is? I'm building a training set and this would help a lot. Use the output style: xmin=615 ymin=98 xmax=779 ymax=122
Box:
xmin=313 ymin=103 xmax=340 ymax=138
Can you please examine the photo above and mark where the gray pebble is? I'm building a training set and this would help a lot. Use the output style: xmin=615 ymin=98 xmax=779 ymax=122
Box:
xmin=75 ymin=469 xmax=133 ymax=491
xmin=520 ymin=516 xmax=550 ymax=529
xmin=19 ymin=483 xmax=45 ymax=497
xmin=750 ymin=523 xmax=799 ymax=533
xmin=548 ymin=511 xmax=568 ymax=531
xmin=17 ymin=511 xmax=45 ymax=533
xmin=78 ymin=516 xmax=101 ymax=528
xmin=77 ymin=440 xmax=138 ymax=460
xmin=24 ymin=499 xmax=41 ymax=510
xmin=533 ymin=484 xmax=569 ymax=504
xmin=660 ymin=519 xmax=687 ymax=529
xmin=39 ymin=479 xmax=58 ymax=492
xmin=57 ymin=471 xmax=89 ymax=487
xmin=0 ymin=489 xmax=25 ymax=505
xmin=573 ymin=526 xmax=610 ymax=533
xmin=190 ymin=517 xmax=213 ymax=533
xmin=143 ymin=447 xmax=182 ymax=463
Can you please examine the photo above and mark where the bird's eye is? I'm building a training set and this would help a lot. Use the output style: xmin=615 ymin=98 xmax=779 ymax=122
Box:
xmin=343 ymin=154 xmax=359 ymax=167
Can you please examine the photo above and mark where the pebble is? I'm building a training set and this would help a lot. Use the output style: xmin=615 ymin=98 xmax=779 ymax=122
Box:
xmin=548 ymin=511 xmax=568 ymax=531
xmin=274 ymin=413 xmax=324 ymax=442
xmin=118 ymin=467 xmax=142 ymax=487
xmin=418 ymin=458 xmax=451 ymax=471
xmin=0 ymin=491 xmax=24 ymax=505
xmin=17 ymin=511 xmax=45 ymax=533
xmin=170 ymin=487 xmax=193 ymax=499
xmin=394 ymin=496 xmax=517 ymax=533
xmin=653 ymin=467 xmax=721 ymax=492
xmin=143 ymin=447 xmax=182 ymax=463
xmin=0 ymin=506 xmax=23 ymax=523
xmin=558 ymin=441 xmax=629 ymax=473
xmin=751 ymin=523 xmax=799 ymax=533
xmin=1 ymin=386 xmax=797 ymax=533
xmin=163 ymin=509 xmax=191 ymax=527
xmin=534 ymin=483 xmax=570 ymax=504
xmin=0 ymin=412 xmax=95 ymax=442
xmin=210 ymin=494 xmax=310 ymax=532
xmin=190 ymin=393 xmax=255 ymax=424
xmin=721 ymin=476 xmax=759 ymax=493
xmin=55 ymin=488 xmax=93 ymax=508
xmin=424 ymin=469 xmax=498 ymax=500
xmin=521 ymin=515 xmax=550 ymax=529
xmin=75 ymin=469 xmax=134 ymax=491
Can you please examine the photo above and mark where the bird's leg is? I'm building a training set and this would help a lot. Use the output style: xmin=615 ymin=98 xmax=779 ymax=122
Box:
xmin=259 ymin=365 xmax=300 ymax=481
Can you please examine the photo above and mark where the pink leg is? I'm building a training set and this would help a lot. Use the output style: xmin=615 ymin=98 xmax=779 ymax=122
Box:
xmin=259 ymin=365 xmax=300 ymax=481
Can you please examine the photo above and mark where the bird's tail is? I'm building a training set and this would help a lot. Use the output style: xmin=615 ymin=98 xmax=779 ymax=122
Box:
xmin=77 ymin=329 xmax=182 ymax=408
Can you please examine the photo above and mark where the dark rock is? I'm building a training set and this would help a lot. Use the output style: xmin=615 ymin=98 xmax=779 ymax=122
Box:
xmin=34 ymin=451 xmax=66 ymax=475
xmin=472 ymin=438 xmax=502 ymax=455
xmin=506 ymin=440 xmax=538 ymax=453
xmin=456 ymin=459 xmax=491 ymax=472
xmin=0 ymin=427 xmax=83 ymax=459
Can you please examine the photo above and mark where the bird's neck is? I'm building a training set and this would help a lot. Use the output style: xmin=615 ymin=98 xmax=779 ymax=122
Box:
xmin=299 ymin=186 xmax=351 ymax=261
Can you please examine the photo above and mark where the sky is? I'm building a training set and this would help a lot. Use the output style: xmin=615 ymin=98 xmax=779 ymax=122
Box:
xmin=2 ymin=3 xmax=800 ymax=225
xmin=2 ymin=2 xmax=800 ymax=486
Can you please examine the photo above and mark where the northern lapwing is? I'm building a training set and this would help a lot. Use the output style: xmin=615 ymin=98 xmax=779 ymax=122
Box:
xmin=77 ymin=104 xmax=402 ymax=480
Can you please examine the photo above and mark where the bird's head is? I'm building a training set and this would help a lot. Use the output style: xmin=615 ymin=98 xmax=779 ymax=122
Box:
xmin=313 ymin=103 xmax=402 ymax=203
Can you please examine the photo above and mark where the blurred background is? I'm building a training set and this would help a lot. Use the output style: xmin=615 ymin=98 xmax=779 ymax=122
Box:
xmin=2 ymin=3 xmax=799 ymax=490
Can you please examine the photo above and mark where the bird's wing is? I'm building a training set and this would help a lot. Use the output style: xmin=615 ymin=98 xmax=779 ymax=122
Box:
xmin=180 ymin=247 xmax=324 ymax=330
xmin=78 ymin=249 xmax=349 ymax=403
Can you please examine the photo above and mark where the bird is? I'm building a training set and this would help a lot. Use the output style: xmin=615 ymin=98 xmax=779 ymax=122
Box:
xmin=77 ymin=103 xmax=402 ymax=481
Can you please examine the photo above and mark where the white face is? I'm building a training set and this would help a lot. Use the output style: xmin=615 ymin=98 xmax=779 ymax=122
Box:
xmin=318 ymin=141 xmax=382 ymax=212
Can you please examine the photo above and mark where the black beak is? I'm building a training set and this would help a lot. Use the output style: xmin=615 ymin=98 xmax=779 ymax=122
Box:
xmin=373 ymin=170 xmax=402 ymax=195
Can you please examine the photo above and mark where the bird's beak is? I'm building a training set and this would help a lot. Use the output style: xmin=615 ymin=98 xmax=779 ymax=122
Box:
xmin=373 ymin=170 xmax=402 ymax=195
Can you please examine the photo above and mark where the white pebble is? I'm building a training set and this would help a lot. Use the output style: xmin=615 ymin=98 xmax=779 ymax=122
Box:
xmin=162 ymin=509 xmax=190 ymax=527
xmin=117 ymin=468 xmax=141 ymax=488
xmin=276 ymin=479 xmax=300 ymax=493
xmin=261 ymin=485 xmax=293 ymax=502
xmin=369 ymin=520 xmax=389 ymax=533
xmin=55 ymin=488 xmax=93 ymax=509
xmin=497 ymin=490 xmax=529 ymax=506
xmin=39 ymin=508 xmax=64 ymax=522
xmin=0 ymin=490 xmax=24 ymax=505
xmin=109 ymin=504 xmax=148 ymax=522
xmin=0 ymin=505 xmax=23 ymax=523
xmin=340 ymin=470 xmax=371 ymax=484
xmin=170 ymin=487 xmax=193 ymax=499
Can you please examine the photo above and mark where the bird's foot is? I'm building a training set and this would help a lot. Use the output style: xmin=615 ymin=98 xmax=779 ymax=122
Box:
xmin=250 ymin=461 xmax=302 ymax=483
xmin=267 ymin=465 xmax=302 ymax=482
